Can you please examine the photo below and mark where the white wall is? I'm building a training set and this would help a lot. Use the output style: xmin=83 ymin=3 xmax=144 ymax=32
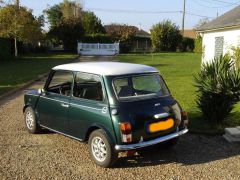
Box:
xmin=201 ymin=28 xmax=240 ymax=64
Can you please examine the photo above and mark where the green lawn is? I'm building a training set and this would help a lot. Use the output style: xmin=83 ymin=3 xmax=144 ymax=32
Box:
xmin=118 ymin=53 xmax=240 ymax=133
xmin=0 ymin=53 xmax=77 ymax=96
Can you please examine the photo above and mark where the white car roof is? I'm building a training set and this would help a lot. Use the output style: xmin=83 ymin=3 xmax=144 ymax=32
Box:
xmin=53 ymin=62 xmax=159 ymax=76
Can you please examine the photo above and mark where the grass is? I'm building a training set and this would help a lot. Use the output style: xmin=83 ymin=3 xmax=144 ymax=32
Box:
xmin=118 ymin=53 xmax=240 ymax=134
xmin=0 ymin=53 xmax=77 ymax=96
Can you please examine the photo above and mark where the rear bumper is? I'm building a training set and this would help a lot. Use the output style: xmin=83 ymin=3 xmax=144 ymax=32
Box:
xmin=115 ymin=128 xmax=188 ymax=151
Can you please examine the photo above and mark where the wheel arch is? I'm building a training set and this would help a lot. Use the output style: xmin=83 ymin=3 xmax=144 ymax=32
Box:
xmin=84 ymin=124 xmax=116 ymax=145
xmin=23 ymin=104 xmax=34 ymax=113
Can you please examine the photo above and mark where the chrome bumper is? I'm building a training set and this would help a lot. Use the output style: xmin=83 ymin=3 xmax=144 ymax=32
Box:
xmin=115 ymin=128 xmax=188 ymax=151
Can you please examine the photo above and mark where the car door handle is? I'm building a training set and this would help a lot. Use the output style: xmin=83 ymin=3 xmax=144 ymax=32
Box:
xmin=61 ymin=103 xmax=69 ymax=108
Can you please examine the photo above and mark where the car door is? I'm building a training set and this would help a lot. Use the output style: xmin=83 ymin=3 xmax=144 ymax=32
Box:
xmin=37 ymin=70 xmax=73 ymax=133
xmin=68 ymin=72 xmax=114 ymax=140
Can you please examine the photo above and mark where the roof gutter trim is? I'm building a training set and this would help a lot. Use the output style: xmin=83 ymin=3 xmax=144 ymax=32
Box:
xmin=197 ymin=24 xmax=240 ymax=33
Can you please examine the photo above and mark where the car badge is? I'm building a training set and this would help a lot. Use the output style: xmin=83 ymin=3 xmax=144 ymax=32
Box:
xmin=154 ymin=103 xmax=161 ymax=107
xmin=102 ymin=107 xmax=107 ymax=114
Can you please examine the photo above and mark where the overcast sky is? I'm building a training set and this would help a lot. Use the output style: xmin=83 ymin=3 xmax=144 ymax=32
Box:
xmin=19 ymin=0 xmax=240 ymax=31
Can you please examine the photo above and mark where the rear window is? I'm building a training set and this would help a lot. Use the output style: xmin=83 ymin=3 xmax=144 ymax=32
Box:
xmin=113 ymin=74 xmax=170 ymax=100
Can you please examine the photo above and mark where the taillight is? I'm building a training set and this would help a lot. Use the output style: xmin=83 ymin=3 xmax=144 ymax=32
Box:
xmin=119 ymin=122 xmax=132 ymax=143
xmin=181 ymin=111 xmax=188 ymax=128
xmin=182 ymin=111 xmax=188 ymax=120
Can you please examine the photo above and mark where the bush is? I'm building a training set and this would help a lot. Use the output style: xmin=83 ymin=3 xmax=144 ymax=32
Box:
xmin=178 ymin=37 xmax=194 ymax=52
xmin=150 ymin=20 xmax=182 ymax=52
xmin=194 ymin=36 xmax=202 ymax=53
xmin=230 ymin=46 xmax=240 ymax=68
xmin=0 ymin=38 xmax=12 ymax=61
xmin=194 ymin=55 xmax=240 ymax=123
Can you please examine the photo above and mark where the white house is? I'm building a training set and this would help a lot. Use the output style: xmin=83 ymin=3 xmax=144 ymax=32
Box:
xmin=197 ymin=6 xmax=240 ymax=64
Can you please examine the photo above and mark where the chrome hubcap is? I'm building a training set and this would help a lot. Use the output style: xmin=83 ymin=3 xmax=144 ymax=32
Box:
xmin=26 ymin=111 xmax=34 ymax=130
xmin=91 ymin=137 xmax=107 ymax=162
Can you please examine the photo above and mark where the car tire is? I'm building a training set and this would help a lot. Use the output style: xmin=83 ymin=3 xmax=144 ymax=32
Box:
xmin=88 ymin=129 xmax=118 ymax=168
xmin=24 ymin=107 xmax=42 ymax=134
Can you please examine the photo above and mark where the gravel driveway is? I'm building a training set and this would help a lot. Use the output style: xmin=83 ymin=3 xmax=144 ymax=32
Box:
xmin=0 ymin=57 xmax=239 ymax=179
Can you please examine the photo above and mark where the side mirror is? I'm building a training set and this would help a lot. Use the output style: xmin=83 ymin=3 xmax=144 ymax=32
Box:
xmin=38 ymin=88 xmax=46 ymax=95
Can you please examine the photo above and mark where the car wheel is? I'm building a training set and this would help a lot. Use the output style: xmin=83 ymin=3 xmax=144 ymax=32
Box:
xmin=24 ymin=107 xmax=41 ymax=134
xmin=88 ymin=129 xmax=118 ymax=168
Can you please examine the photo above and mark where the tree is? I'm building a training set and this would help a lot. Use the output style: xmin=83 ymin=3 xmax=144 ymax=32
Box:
xmin=45 ymin=1 xmax=84 ymax=51
xmin=0 ymin=5 xmax=42 ymax=57
xmin=105 ymin=24 xmax=137 ymax=53
xmin=44 ymin=0 xmax=82 ymax=28
xmin=48 ymin=18 xmax=84 ymax=51
xmin=105 ymin=24 xmax=136 ymax=41
xmin=60 ymin=0 xmax=82 ymax=20
xmin=44 ymin=4 xmax=62 ymax=28
xmin=82 ymin=11 xmax=105 ymax=34
xmin=45 ymin=1 xmax=106 ymax=51
xmin=150 ymin=20 xmax=182 ymax=52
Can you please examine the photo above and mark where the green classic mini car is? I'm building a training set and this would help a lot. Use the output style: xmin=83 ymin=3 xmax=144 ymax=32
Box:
xmin=23 ymin=62 xmax=188 ymax=167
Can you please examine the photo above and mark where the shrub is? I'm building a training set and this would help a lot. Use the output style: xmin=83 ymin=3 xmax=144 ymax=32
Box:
xmin=150 ymin=20 xmax=182 ymax=52
xmin=230 ymin=46 xmax=240 ymax=68
xmin=194 ymin=55 xmax=240 ymax=123
xmin=178 ymin=37 xmax=194 ymax=52
xmin=194 ymin=36 xmax=202 ymax=53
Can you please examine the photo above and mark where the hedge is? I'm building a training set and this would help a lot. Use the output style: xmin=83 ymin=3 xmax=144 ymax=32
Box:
xmin=0 ymin=38 xmax=12 ymax=61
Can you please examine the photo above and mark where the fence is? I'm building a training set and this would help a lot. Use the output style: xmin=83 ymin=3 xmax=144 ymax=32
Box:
xmin=77 ymin=43 xmax=119 ymax=56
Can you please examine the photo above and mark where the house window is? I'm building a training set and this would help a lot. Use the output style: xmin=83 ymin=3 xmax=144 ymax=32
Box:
xmin=215 ymin=36 xmax=224 ymax=58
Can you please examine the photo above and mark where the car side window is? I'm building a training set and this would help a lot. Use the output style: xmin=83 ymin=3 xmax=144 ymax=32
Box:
xmin=73 ymin=72 xmax=103 ymax=102
xmin=47 ymin=71 xmax=73 ymax=96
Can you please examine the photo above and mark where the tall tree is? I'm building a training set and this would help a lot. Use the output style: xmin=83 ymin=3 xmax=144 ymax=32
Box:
xmin=82 ymin=11 xmax=105 ymax=34
xmin=48 ymin=18 xmax=84 ymax=51
xmin=44 ymin=4 xmax=62 ymax=28
xmin=44 ymin=0 xmax=82 ymax=28
xmin=45 ymin=1 xmax=86 ymax=51
xmin=61 ymin=0 xmax=82 ymax=20
xmin=0 ymin=5 xmax=42 ymax=57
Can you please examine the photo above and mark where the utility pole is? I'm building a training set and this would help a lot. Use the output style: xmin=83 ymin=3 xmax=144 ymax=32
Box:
xmin=182 ymin=0 xmax=186 ymax=36
xmin=14 ymin=0 xmax=20 ymax=57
